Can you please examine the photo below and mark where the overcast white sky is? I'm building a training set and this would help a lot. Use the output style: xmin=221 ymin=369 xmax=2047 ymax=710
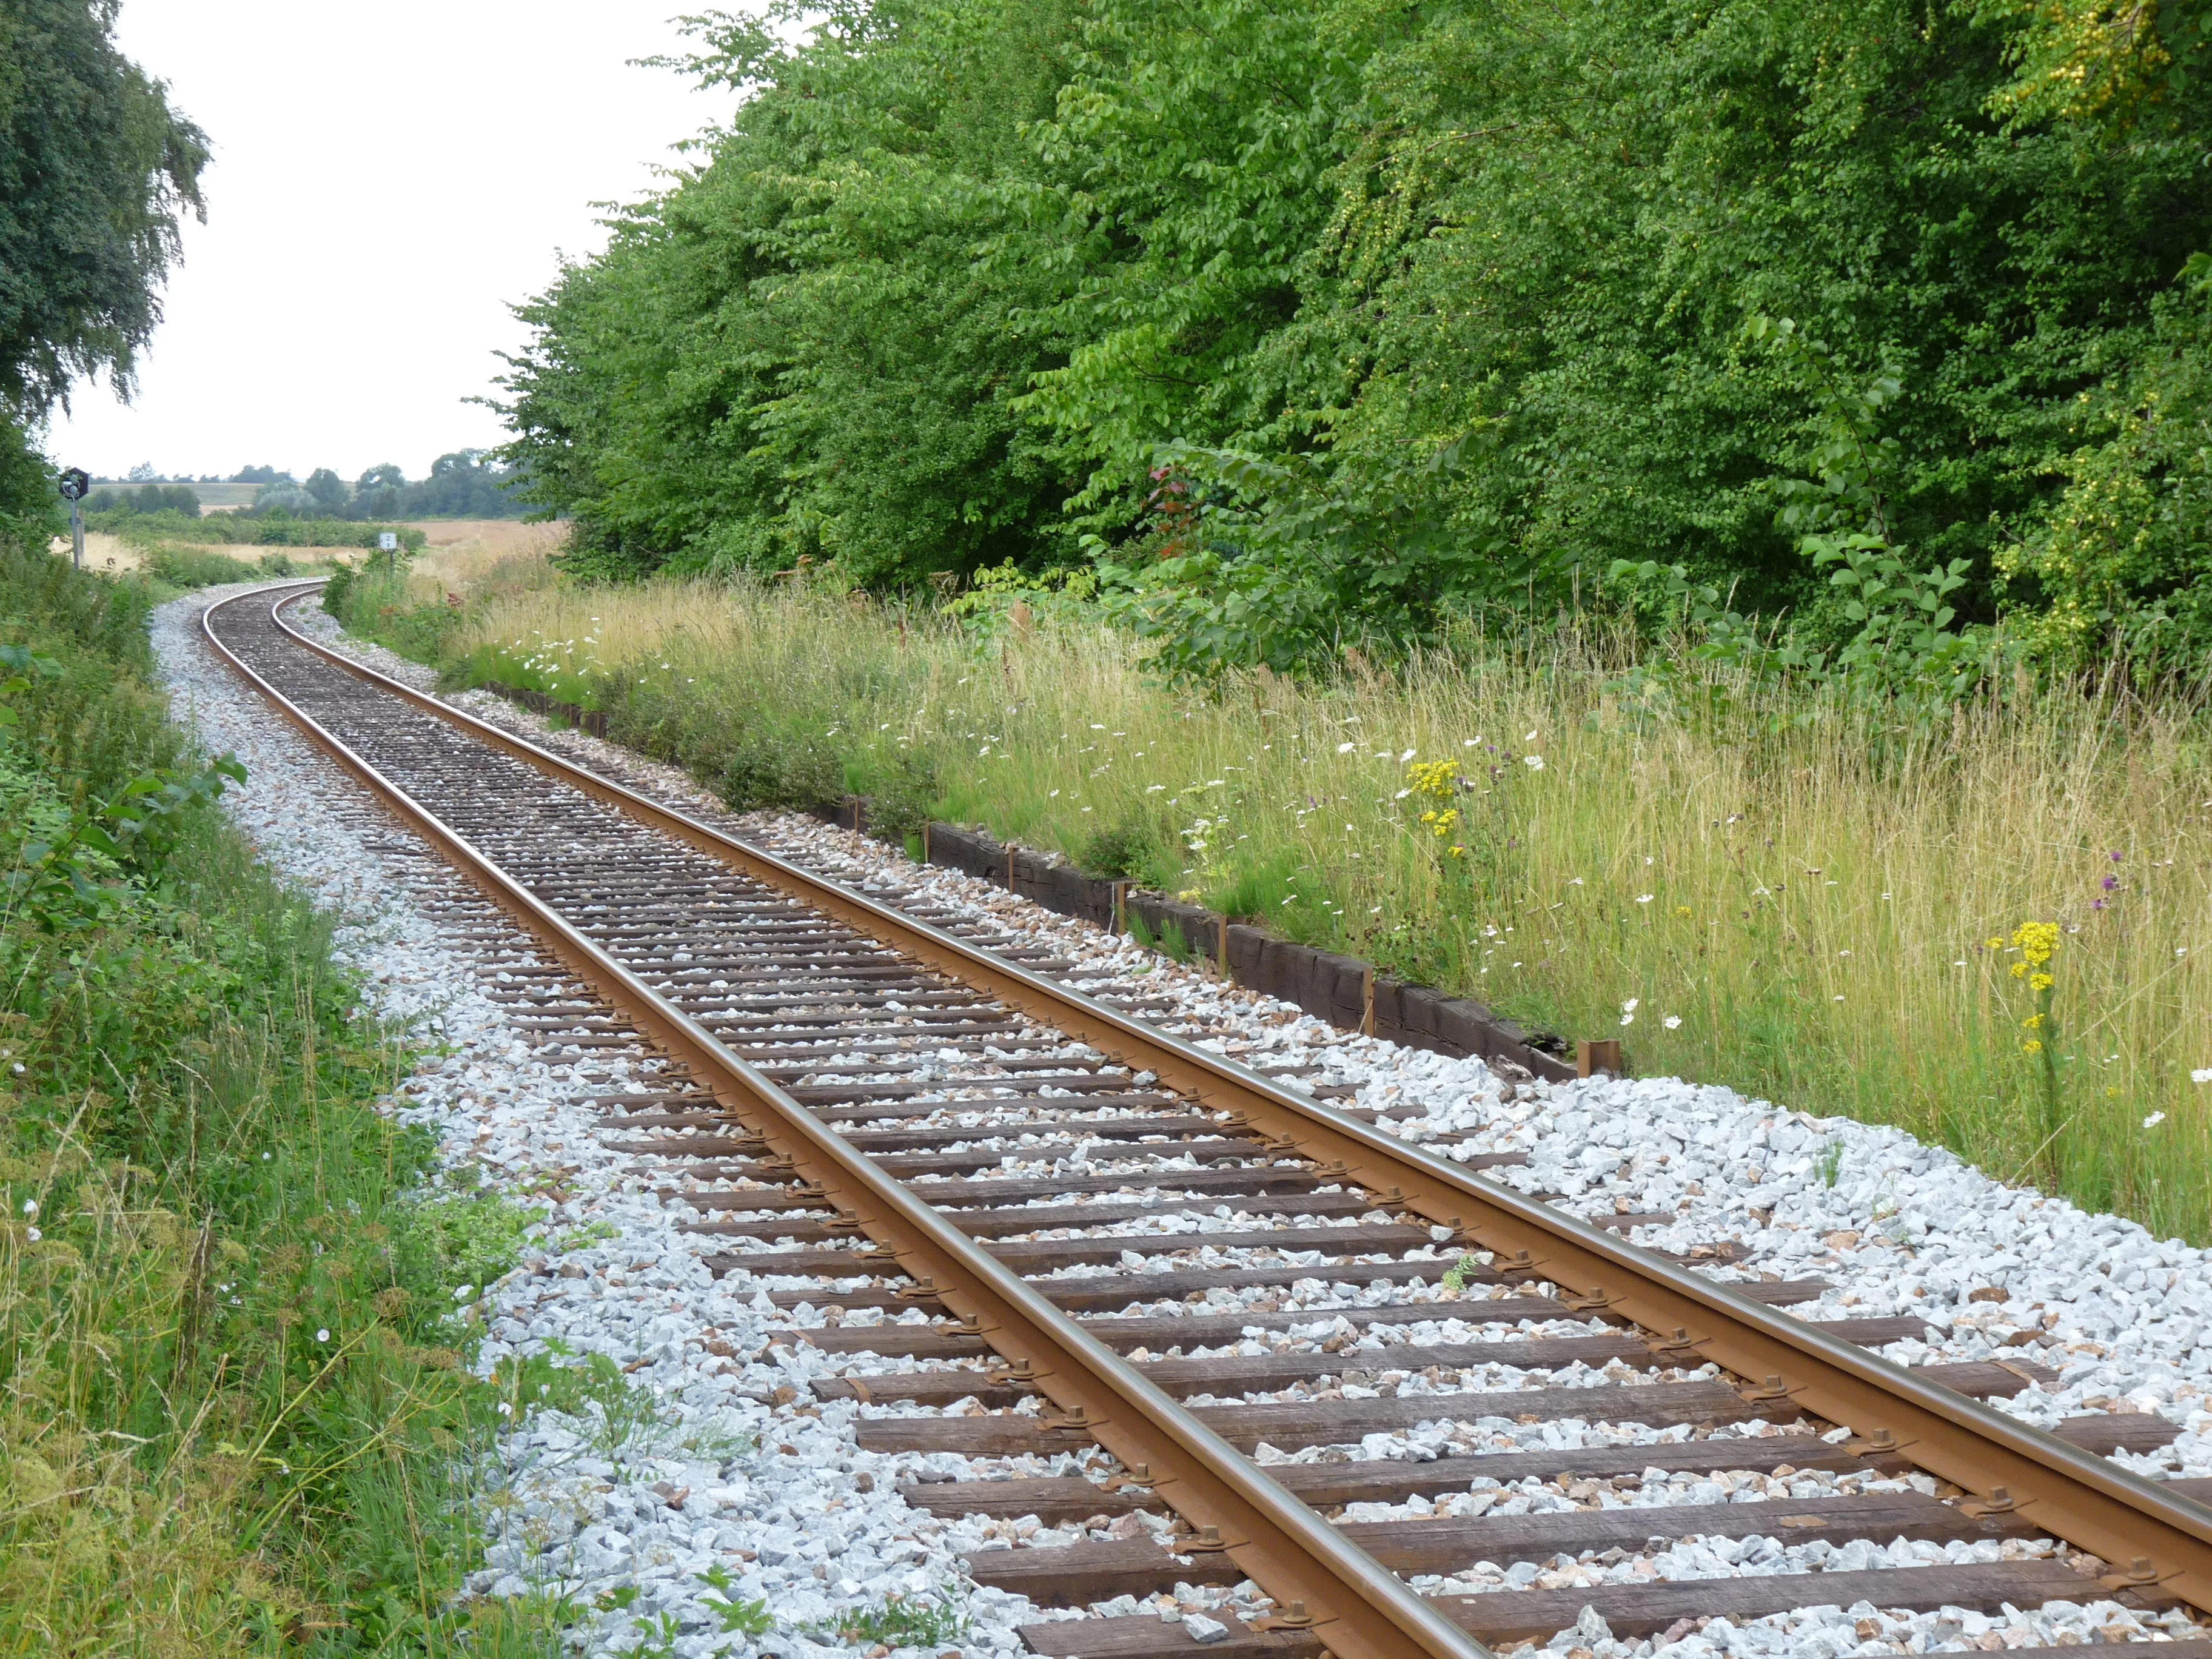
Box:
xmin=44 ymin=1 xmax=738 ymax=483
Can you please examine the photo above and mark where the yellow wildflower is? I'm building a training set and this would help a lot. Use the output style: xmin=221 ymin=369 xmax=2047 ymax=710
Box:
xmin=1405 ymin=759 xmax=1464 ymax=799
xmin=2029 ymin=972 xmax=2053 ymax=992
xmin=2012 ymin=920 xmax=2059 ymax=967
xmin=1675 ymin=905 xmax=1694 ymax=919
xmin=2023 ymin=1039 xmax=2043 ymax=1053
xmin=1985 ymin=936 xmax=2005 ymax=951
xmin=2022 ymin=1013 xmax=2044 ymax=1029
xmin=2010 ymin=962 xmax=2028 ymax=979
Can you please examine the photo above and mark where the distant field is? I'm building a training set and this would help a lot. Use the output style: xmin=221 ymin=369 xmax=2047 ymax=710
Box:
xmin=55 ymin=531 xmax=144 ymax=573
xmin=92 ymin=480 xmax=261 ymax=511
xmin=403 ymin=519 xmax=567 ymax=594
xmin=51 ymin=518 xmax=561 ymax=585
xmin=51 ymin=534 xmax=369 ymax=576
xmin=406 ymin=518 xmax=565 ymax=558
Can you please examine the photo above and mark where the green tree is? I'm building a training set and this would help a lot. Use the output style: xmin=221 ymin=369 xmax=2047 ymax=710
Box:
xmin=497 ymin=0 xmax=1088 ymax=583
xmin=352 ymin=462 xmax=404 ymax=521
xmin=412 ymin=449 xmax=525 ymax=517
xmin=0 ymin=0 xmax=208 ymax=417
xmin=1011 ymin=0 xmax=1370 ymax=525
xmin=303 ymin=466 xmax=347 ymax=511
xmin=495 ymin=0 xmax=2212 ymax=672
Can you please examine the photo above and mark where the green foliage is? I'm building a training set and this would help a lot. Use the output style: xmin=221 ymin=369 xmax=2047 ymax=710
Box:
xmin=1994 ymin=253 xmax=2212 ymax=677
xmin=399 ymin=1183 xmax=543 ymax=1306
xmin=806 ymin=1587 xmax=971 ymax=1649
xmin=498 ymin=0 xmax=2212 ymax=679
xmin=0 ymin=673 xmax=246 ymax=934
xmin=0 ymin=538 xmax=562 ymax=1653
xmin=1094 ymin=437 xmax=1491 ymax=680
xmin=863 ymin=749 xmax=941 ymax=840
xmin=146 ymin=544 xmax=266 ymax=588
xmin=1602 ymin=317 xmax=2014 ymax=720
xmin=696 ymin=1567 xmax=774 ymax=1637
xmin=327 ymin=564 xmax=478 ymax=669
xmin=1010 ymin=0 xmax=1369 ymax=520
xmin=0 ymin=418 xmax=63 ymax=545
xmin=490 ymin=1342 xmax=680 ymax=1461
xmin=495 ymin=0 xmax=1088 ymax=583
xmin=88 ymin=508 xmax=427 ymax=552
xmin=86 ymin=481 xmax=203 ymax=516
xmin=1078 ymin=822 xmax=1155 ymax=880
xmin=0 ymin=0 xmax=208 ymax=417
xmin=250 ymin=452 xmax=529 ymax=521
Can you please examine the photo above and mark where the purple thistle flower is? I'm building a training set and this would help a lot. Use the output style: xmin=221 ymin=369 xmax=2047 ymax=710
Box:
xmin=2103 ymin=874 xmax=2119 ymax=891
xmin=2111 ymin=851 xmax=2123 ymax=862
xmin=2093 ymin=898 xmax=2107 ymax=911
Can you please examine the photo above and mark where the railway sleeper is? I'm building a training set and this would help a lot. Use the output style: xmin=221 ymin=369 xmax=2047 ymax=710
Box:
xmin=1022 ymin=1562 xmax=2191 ymax=1655
xmin=971 ymin=1492 xmax=2045 ymax=1600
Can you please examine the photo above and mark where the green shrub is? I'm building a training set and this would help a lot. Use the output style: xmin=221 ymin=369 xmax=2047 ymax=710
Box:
xmin=715 ymin=723 xmax=845 ymax=811
xmin=1078 ymin=823 xmax=1155 ymax=880
xmin=147 ymin=543 xmax=263 ymax=588
xmin=87 ymin=508 xmax=426 ymax=552
xmin=0 ymin=537 xmax=561 ymax=1655
xmin=320 ymin=561 xmax=355 ymax=617
xmin=863 ymin=750 xmax=940 ymax=839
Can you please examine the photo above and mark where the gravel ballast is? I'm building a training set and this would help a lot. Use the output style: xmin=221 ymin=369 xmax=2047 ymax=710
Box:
xmin=157 ymin=585 xmax=2210 ymax=1659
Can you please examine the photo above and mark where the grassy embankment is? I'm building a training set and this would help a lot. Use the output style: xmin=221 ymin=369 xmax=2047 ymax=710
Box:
xmin=332 ymin=557 xmax=2212 ymax=1246
xmin=52 ymin=535 xmax=348 ymax=589
xmin=1 ymin=543 xmax=561 ymax=1655
xmin=49 ymin=518 xmax=557 ymax=597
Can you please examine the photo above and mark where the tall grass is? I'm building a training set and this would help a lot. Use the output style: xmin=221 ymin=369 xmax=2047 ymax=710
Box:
xmin=2 ymin=540 xmax=562 ymax=1655
xmin=391 ymin=569 xmax=2212 ymax=1244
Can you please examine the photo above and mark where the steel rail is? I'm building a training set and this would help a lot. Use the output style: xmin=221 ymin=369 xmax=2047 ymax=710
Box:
xmin=203 ymin=583 xmax=1488 ymax=1659
xmin=228 ymin=582 xmax=2212 ymax=1620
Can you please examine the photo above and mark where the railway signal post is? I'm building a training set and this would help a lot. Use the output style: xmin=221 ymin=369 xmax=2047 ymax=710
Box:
xmin=58 ymin=467 xmax=89 ymax=569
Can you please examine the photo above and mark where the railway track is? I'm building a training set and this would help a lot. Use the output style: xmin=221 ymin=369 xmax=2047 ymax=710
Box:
xmin=204 ymin=582 xmax=2212 ymax=1659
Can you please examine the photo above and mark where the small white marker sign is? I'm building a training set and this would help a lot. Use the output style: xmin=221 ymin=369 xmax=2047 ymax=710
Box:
xmin=377 ymin=532 xmax=398 ymax=552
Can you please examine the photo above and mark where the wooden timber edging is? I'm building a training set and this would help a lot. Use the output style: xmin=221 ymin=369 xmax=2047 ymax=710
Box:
xmin=480 ymin=679 xmax=609 ymax=739
xmin=823 ymin=803 xmax=1583 ymax=1085
xmin=465 ymin=674 xmax=1581 ymax=1082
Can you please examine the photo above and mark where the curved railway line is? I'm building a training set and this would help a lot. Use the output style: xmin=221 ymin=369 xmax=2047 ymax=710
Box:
xmin=204 ymin=582 xmax=2212 ymax=1659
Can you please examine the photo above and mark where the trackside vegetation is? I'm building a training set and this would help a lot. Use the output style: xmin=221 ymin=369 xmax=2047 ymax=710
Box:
xmin=0 ymin=542 xmax=560 ymax=1654
xmin=331 ymin=559 xmax=2212 ymax=1248
xmin=497 ymin=0 xmax=2212 ymax=686
xmin=464 ymin=0 xmax=2212 ymax=1245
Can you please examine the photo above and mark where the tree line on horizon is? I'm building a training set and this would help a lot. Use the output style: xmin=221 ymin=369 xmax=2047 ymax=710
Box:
xmin=85 ymin=451 xmax=531 ymax=520
xmin=495 ymin=0 xmax=2212 ymax=682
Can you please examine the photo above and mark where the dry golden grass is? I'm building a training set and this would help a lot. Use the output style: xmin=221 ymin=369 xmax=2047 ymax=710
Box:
xmin=51 ymin=531 xmax=145 ymax=573
xmin=50 ymin=519 xmax=560 ymax=589
xmin=52 ymin=536 xmax=374 ymax=575
xmin=401 ymin=560 xmax=2212 ymax=1239
xmin=406 ymin=518 xmax=566 ymax=562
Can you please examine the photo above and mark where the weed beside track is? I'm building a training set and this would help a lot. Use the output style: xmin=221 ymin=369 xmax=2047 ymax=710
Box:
xmin=0 ymin=546 xmax=557 ymax=1655
xmin=327 ymin=561 xmax=2212 ymax=1245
